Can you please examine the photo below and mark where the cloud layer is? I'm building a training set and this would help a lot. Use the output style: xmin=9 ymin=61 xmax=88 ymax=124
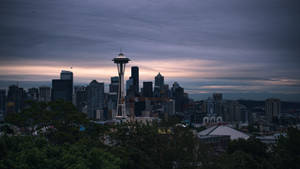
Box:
xmin=0 ymin=0 xmax=300 ymax=101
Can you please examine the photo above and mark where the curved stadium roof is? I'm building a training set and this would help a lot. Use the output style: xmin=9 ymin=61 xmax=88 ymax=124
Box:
xmin=198 ymin=125 xmax=249 ymax=140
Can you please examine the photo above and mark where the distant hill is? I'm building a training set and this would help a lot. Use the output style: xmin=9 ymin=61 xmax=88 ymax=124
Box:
xmin=238 ymin=99 xmax=300 ymax=112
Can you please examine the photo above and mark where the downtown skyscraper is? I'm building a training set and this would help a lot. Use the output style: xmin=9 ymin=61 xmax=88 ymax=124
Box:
xmin=87 ymin=80 xmax=104 ymax=119
xmin=155 ymin=72 xmax=164 ymax=89
xmin=142 ymin=82 xmax=153 ymax=97
xmin=131 ymin=66 xmax=139 ymax=94
xmin=51 ymin=70 xmax=73 ymax=102
xmin=0 ymin=89 xmax=6 ymax=115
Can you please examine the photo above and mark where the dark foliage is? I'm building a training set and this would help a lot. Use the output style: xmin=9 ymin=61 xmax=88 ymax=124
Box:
xmin=1 ymin=101 xmax=300 ymax=169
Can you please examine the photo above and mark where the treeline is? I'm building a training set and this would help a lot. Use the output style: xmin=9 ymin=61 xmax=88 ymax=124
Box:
xmin=0 ymin=101 xmax=299 ymax=169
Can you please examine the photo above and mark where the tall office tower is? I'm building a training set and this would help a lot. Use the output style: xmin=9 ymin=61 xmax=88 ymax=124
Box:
xmin=134 ymin=100 xmax=146 ymax=117
xmin=126 ymin=77 xmax=133 ymax=92
xmin=265 ymin=98 xmax=281 ymax=122
xmin=113 ymin=53 xmax=130 ymax=118
xmin=213 ymin=93 xmax=223 ymax=101
xmin=108 ymin=77 xmax=119 ymax=119
xmin=154 ymin=72 xmax=164 ymax=98
xmin=175 ymin=87 xmax=185 ymax=113
xmin=171 ymin=82 xmax=185 ymax=113
xmin=52 ymin=70 xmax=73 ymax=102
xmin=155 ymin=72 xmax=164 ymax=89
xmin=164 ymin=99 xmax=175 ymax=116
xmin=153 ymin=86 xmax=160 ymax=97
xmin=229 ymin=101 xmax=241 ymax=122
xmin=171 ymin=81 xmax=180 ymax=98
xmin=60 ymin=70 xmax=73 ymax=80
xmin=87 ymin=80 xmax=104 ymax=119
xmin=7 ymin=85 xmax=26 ymax=113
xmin=240 ymin=105 xmax=249 ymax=123
xmin=126 ymin=77 xmax=134 ymax=97
xmin=107 ymin=93 xmax=118 ymax=119
xmin=52 ymin=80 xmax=73 ymax=102
xmin=109 ymin=76 xmax=119 ymax=93
xmin=27 ymin=88 xmax=39 ymax=101
xmin=0 ymin=89 xmax=6 ymax=115
xmin=171 ymin=82 xmax=180 ymax=97
xmin=161 ymin=84 xmax=170 ymax=98
xmin=142 ymin=82 xmax=153 ymax=97
xmin=74 ymin=86 xmax=87 ymax=113
xmin=213 ymin=93 xmax=223 ymax=116
xmin=39 ymin=86 xmax=51 ymax=102
xmin=222 ymin=100 xmax=243 ymax=123
xmin=205 ymin=97 xmax=215 ymax=115
xmin=61 ymin=70 xmax=74 ymax=102
xmin=131 ymin=66 xmax=139 ymax=94
xmin=60 ymin=70 xmax=74 ymax=104
xmin=172 ymin=82 xmax=180 ymax=89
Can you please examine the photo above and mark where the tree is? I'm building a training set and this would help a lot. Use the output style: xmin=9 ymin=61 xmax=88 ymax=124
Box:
xmin=0 ymin=136 xmax=122 ymax=169
xmin=272 ymin=128 xmax=300 ymax=169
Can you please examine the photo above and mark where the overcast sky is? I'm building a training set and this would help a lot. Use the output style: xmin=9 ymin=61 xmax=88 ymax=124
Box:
xmin=0 ymin=0 xmax=300 ymax=101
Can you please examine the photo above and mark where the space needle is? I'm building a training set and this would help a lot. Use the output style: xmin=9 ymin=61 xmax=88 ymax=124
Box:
xmin=113 ymin=52 xmax=130 ymax=119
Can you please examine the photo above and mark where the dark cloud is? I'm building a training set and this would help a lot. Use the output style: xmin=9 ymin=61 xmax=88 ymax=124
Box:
xmin=0 ymin=0 xmax=300 ymax=101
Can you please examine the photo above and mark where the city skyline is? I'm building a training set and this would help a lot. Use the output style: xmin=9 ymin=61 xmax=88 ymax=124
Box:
xmin=1 ymin=0 xmax=300 ymax=101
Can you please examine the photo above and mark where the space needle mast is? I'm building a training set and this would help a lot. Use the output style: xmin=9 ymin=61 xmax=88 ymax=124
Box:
xmin=113 ymin=52 xmax=130 ymax=119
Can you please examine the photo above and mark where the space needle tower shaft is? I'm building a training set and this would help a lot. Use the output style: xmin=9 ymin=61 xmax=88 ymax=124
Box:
xmin=112 ymin=53 xmax=130 ymax=118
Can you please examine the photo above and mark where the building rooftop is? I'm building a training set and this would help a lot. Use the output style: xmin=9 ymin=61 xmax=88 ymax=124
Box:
xmin=198 ymin=125 xmax=250 ymax=140
xmin=61 ymin=70 xmax=73 ymax=73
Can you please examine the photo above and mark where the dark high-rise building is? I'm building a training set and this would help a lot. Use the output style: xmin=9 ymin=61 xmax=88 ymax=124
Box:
xmin=153 ymin=73 xmax=165 ymax=98
xmin=60 ymin=70 xmax=73 ymax=81
xmin=126 ymin=77 xmax=134 ymax=97
xmin=74 ymin=86 xmax=87 ymax=112
xmin=155 ymin=72 xmax=164 ymax=89
xmin=126 ymin=67 xmax=139 ymax=97
xmin=7 ymin=85 xmax=26 ymax=113
xmin=51 ymin=80 xmax=73 ymax=102
xmin=39 ymin=86 xmax=51 ymax=102
xmin=213 ymin=93 xmax=223 ymax=101
xmin=174 ymin=87 xmax=185 ymax=113
xmin=265 ymin=98 xmax=281 ymax=122
xmin=229 ymin=101 xmax=241 ymax=122
xmin=171 ymin=82 xmax=180 ymax=98
xmin=134 ymin=101 xmax=145 ymax=117
xmin=213 ymin=93 xmax=223 ymax=116
xmin=171 ymin=82 xmax=185 ymax=113
xmin=222 ymin=101 xmax=246 ymax=123
xmin=161 ymin=84 xmax=170 ymax=98
xmin=108 ymin=77 xmax=119 ymax=119
xmin=131 ymin=66 xmax=139 ymax=93
xmin=27 ymin=88 xmax=39 ymax=101
xmin=107 ymin=92 xmax=118 ymax=120
xmin=142 ymin=82 xmax=153 ymax=97
xmin=51 ymin=70 xmax=73 ymax=102
xmin=0 ymin=89 xmax=6 ymax=115
xmin=153 ymin=86 xmax=160 ymax=97
xmin=109 ymin=76 xmax=119 ymax=93
xmin=87 ymin=80 xmax=104 ymax=119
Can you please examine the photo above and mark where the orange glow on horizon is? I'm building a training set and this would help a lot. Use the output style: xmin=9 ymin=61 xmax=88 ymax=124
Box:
xmin=1 ymin=58 xmax=293 ymax=88
xmin=0 ymin=59 xmax=221 ymax=81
